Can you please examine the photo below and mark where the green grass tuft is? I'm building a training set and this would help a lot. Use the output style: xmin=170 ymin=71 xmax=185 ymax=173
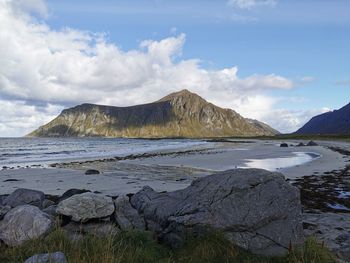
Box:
xmin=287 ymin=237 xmax=337 ymax=263
xmin=0 ymin=229 xmax=337 ymax=263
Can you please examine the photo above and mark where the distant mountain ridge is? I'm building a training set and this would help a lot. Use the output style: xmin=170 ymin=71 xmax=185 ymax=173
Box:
xmin=295 ymin=102 xmax=350 ymax=135
xmin=28 ymin=89 xmax=279 ymax=138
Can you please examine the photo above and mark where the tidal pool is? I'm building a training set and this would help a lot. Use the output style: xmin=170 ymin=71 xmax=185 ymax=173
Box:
xmin=242 ymin=152 xmax=320 ymax=171
xmin=338 ymin=191 xmax=350 ymax=199
xmin=327 ymin=203 xmax=350 ymax=211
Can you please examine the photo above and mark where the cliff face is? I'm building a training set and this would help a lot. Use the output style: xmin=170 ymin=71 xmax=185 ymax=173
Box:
xmin=28 ymin=90 xmax=279 ymax=138
xmin=295 ymin=102 xmax=350 ymax=135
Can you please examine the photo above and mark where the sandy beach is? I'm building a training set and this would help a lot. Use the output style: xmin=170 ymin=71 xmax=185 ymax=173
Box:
xmin=1 ymin=139 xmax=349 ymax=197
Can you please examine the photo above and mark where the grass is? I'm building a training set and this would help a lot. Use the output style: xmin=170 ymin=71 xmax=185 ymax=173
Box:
xmin=0 ymin=229 xmax=337 ymax=263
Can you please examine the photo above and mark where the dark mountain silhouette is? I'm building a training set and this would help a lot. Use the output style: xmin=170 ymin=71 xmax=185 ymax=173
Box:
xmin=295 ymin=102 xmax=350 ymax=135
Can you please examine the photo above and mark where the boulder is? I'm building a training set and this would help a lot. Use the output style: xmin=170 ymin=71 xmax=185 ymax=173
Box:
xmin=56 ymin=192 xmax=114 ymax=222
xmin=3 ymin=188 xmax=45 ymax=208
xmin=280 ymin=143 xmax=288 ymax=147
xmin=0 ymin=205 xmax=52 ymax=246
xmin=0 ymin=205 xmax=11 ymax=220
xmin=43 ymin=205 xmax=58 ymax=217
xmin=114 ymin=195 xmax=145 ymax=230
xmin=0 ymin=195 xmax=7 ymax=205
xmin=24 ymin=252 xmax=67 ymax=263
xmin=307 ymin=141 xmax=318 ymax=146
xmin=85 ymin=169 xmax=100 ymax=175
xmin=131 ymin=169 xmax=304 ymax=256
xmin=296 ymin=142 xmax=306 ymax=147
xmin=58 ymin=189 xmax=90 ymax=202
xmin=42 ymin=199 xmax=55 ymax=209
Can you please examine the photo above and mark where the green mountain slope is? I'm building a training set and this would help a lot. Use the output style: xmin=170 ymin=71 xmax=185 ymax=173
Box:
xmin=28 ymin=90 xmax=279 ymax=138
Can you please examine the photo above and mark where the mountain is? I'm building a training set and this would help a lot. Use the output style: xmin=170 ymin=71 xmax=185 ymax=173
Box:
xmin=28 ymin=90 xmax=279 ymax=138
xmin=246 ymin=119 xmax=280 ymax=136
xmin=295 ymin=102 xmax=350 ymax=135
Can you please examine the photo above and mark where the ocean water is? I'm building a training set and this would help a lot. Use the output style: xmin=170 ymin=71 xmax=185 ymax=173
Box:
xmin=0 ymin=137 xmax=208 ymax=168
xmin=243 ymin=152 xmax=320 ymax=171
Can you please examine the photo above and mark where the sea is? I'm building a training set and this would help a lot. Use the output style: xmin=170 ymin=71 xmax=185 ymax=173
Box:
xmin=0 ymin=137 xmax=208 ymax=168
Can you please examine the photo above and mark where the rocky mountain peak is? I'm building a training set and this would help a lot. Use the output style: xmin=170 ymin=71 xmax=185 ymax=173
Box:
xmin=158 ymin=89 xmax=204 ymax=103
xmin=28 ymin=89 xmax=279 ymax=138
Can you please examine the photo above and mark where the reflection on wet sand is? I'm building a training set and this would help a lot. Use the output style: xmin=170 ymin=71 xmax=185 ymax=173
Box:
xmin=242 ymin=152 xmax=321 ymax=171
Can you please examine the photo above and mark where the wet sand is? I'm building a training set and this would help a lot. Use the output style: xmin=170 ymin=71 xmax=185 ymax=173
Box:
xmin=0 ymin=140 xmax=349 ymax=197
xmin=122 ymin=140 xmax=349 ymax=178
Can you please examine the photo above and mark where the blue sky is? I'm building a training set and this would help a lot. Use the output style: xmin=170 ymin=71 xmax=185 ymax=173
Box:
xmin=46 ymin=0 xmax=350 ymax=109
xmin=0 ymin=0 xmax=349 ymax=136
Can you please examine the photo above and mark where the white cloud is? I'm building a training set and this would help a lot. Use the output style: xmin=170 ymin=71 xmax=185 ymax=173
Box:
xmin=9 ymin=0 xmax=48 ymax=18
xmin=0 ymin=100 xmax=61 ymax=137
xmin=227 ymin=0 xmax=277 ymax=9
xmin=0 ymin=0 xmax=314 ymax=136
xmin=258 ymin=107 xmax=331 ymax=133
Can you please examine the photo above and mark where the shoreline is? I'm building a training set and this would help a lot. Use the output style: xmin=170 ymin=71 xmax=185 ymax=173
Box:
xmin=1 ymin=139 xmax=350 ymax=260
xmin=0 ymin=139 xmax=349 ymax=197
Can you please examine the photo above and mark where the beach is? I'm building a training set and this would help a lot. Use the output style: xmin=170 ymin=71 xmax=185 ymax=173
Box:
xmin=1 ymin=139 xmax=349 ymax=197
xmin=1 ymin=138 xmax=350 ymax=261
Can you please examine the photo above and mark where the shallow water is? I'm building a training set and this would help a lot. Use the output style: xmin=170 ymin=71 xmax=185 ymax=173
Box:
xmin=327 ymin=203 xmax=350 ymax=211
xmin=0 ymin=137 xmax=208 ymax=168
xmin=242 ymin=152 xmax=321 ymax=171
xmin=338 ymin=191 xmax=350 ymax=199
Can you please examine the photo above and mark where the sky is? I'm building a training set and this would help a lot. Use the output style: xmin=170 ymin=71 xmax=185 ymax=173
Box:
xmin=0 ymin=0 xmax=349 ymax=137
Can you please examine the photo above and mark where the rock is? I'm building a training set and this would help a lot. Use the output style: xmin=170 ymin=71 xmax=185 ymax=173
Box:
xmin=3 ymin=188 xmax=45 ymax=209
xmin=43 ymin=205 xmax=57 ymax=217
xmin=42 ymin=199 xmax=55 ymax=209
xmin=307 ymin=140 xmax=318 ymax=146
xmin=24 ymin=252 xmax=67 ymax=263
xmin=303 ymin=212 xmax=350 ymax=262
xmin=57 ymin=192 xmax=114 ymax=222
xmin=280 ymin=143 xmax=288 ymax=147
xmin=296 ymin=142 xmax=305 ymax=147
xmin=0 ymin=195 xmax=7 ymax=205
xmin=0 ymin=205 xmax=11 ymax=220
xmin=114 ymin=195 xmax=145 ymax=230
xmin=131 ymin=169 xmax=304 ymax=256
xmin=85 ymin=169 xmax=100 ymax=175
xmin=63 ymin=222 xmax=118 ymax=238
xmin=58 ymin=189 xmax=90 ymax=202
xmin=0 ymin=205 xmax=52 ymax=246
xmin=336 ymin=233 xmax=350 ymax=244
xmin=3 ymin=178 xmax=21 ymax=182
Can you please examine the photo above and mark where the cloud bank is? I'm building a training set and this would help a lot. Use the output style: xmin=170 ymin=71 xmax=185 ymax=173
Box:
xmin=0 ymin=0 xmax=321 ymax=136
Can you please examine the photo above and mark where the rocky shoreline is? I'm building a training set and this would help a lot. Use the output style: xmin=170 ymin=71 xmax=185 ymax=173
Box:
xmin=1 ymin=140 xmax=350 ymax=262
xmin=1 ymin=169 xmax=306 ymax=262
xmin=290 ymin=145 xmax=350 ymax=261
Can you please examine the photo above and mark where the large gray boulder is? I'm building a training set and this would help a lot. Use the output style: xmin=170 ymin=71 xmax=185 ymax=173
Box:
xmin=131 ymin=169 xmax=304 ymax=256
xmin=114 ymin=195 xmax=145 ymax=230
xmin=0 ymin=205 xmax=11 ymax=220
xmin=0 ymin=205 xmax=52 ymax=246
xmin=3 ymin=188 xmax=45 ymax=209
xmin=56 ymin=192 xmax=114 ymax=222
xmin=58 ymin=189 xmax=90 ymax=202
xmin=24 ymin=252 xmax=67 ymax=263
